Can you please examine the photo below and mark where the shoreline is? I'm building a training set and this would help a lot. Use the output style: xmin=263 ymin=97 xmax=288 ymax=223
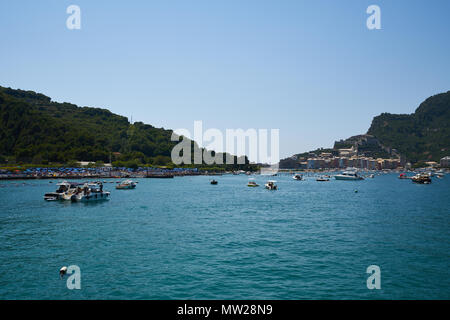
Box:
xmin=0 ymin=172 xmax=224 ymax=180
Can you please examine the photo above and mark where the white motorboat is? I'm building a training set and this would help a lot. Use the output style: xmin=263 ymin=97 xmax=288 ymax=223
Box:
xmin=334 ymin=169 xmax=364 ymax=181
xmin=116 ymin=179 xmax=137 ymax=190
xmin=63 ymin=182 xmax=110 ymax=202
xmin=265 ymin=180 xmax=278 ymax=190
xmin=44 ymin=181 xmax=80 ymax=201
xmin=293 ymin=174 xmax=303 ymax=181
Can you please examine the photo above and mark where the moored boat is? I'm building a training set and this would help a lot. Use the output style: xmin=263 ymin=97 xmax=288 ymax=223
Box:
xmin=334 ymin=169 xmax=364 ymax=181
xmin=411 ymin=173 xmax=432 ymax=184
xmin=67 ymin=183 xmax=110 ymax=201
xmin=265 ymin=180 xmax=277 ymax=190
xmin=292 ymin=174 xmax=303 ymax=181
xmin=44 ymin=181 xmax=80 ymax=201
xmin=247 ymin=179 xmax=259 ymax=187
xmin=62 ymin=182 xmax=110 ymax=202
xmin=116 ymin=179 xmax=137 ymax=189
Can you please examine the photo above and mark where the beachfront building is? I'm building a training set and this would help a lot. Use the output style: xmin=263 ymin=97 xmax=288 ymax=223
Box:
xmin=338 ymin=146 xmax=357 ymax=157
xmin=331 ymin=157 xmax=340 ymax=168
xmin=303 ymin=154 xmax=401 ymax=170
xmin=425 ymin=161 xmax=439 ymax=168
xmin=439 ymin=156 xmax=450 ymax=167
xmin=307 ymin=158 xmax=318 ymax=169
xmin=339 ymin=157 xmax=348 ymax=168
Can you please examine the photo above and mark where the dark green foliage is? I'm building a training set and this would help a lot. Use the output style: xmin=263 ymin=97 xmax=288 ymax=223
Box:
xmin=367 ymin=91 xmax=450 ymax=163
xmin=0 ymin=86 xmax=257 ymax=170
xmin=0 ymin=86 xmax=135 ymax=163
xmin=356 ymin=143 xmax=391 ymax=159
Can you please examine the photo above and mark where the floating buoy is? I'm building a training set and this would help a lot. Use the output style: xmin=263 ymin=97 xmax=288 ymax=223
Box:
xmin=60 ymin=266 xmax=68 ymax=278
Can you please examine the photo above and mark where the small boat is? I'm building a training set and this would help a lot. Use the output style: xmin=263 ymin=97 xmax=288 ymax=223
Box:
xmin=210 ymin=180 xmax=218 ymax=185
xmin=116 ymin=179 xmax=137 ymax=189
xmin=316 ymin=176 xmax=329 ymax=182
xmin=334 ymin=169 xmax=364 ymax=181
xmin=292 ymin=174 xmax=303 ymax=181
xmin=247 ymin=179 xmax=259 ymax=187
xmin=399 ymin=173 xmax=409 ymax=179
xmin=63 ymin=182 xmax=110 ymax=202
xmin=436 ymin=170 xmax=445 ymax=178
xmin=265 ymin=180 xmax=277 ymax=190
xmin=411 ymin=173 xmax=432 ymax=184
xmin=44 ymin=181 xmax=80 ymax=201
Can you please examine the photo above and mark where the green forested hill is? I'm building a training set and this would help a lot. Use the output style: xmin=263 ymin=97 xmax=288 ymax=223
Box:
xmin=0 ymin=86 xmax=175 ymax=164
xmin=0 ymin=86 xmax=252 ymax=169
xmin=367 ymin=91 xmax=450 ymax=163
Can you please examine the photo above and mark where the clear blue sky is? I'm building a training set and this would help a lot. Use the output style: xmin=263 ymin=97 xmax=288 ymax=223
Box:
xmin=1 ymin=0 xmax=449 ymax=160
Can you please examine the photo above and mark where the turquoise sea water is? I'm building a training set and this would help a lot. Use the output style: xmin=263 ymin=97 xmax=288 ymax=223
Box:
xmin=0 ymin=173 xmax=449 ymax=299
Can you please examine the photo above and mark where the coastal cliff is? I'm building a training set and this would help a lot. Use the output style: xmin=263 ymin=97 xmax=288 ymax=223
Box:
xmin=280 ymin=91 xmax=450 ymax=168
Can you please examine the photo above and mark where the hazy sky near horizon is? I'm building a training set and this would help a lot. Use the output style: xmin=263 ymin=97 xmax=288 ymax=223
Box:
xmin=1 ymin=0 xmax=449 ymax=161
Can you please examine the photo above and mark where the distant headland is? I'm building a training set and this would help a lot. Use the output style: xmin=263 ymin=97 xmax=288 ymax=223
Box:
xmin=280 ymin=91 xmax=450 ymax=170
